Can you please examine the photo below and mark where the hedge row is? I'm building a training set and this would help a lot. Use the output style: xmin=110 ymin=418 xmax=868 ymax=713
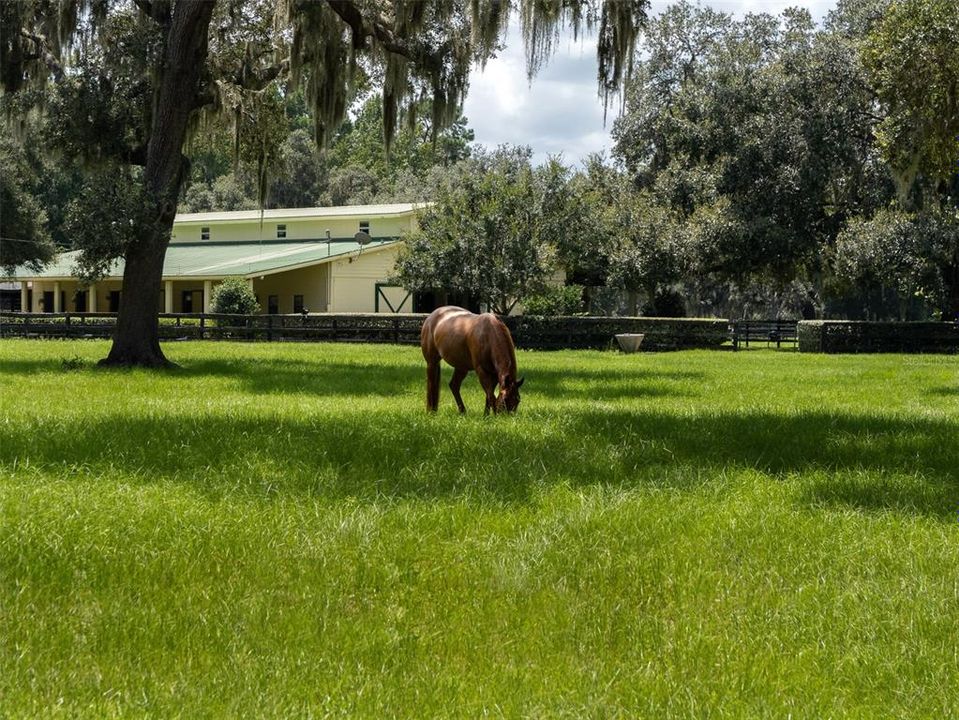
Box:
xmin=798 ymin=320 xmax=959 ymax=354
xmin=503 ymin=315 xmax=729 ymax=351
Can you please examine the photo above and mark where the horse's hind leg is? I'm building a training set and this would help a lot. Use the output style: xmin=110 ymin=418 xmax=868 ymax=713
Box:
xmin=449 ymin=367 xmax=468 ymax=414
xmin=425 ymin=360 xmax=441 ymax=412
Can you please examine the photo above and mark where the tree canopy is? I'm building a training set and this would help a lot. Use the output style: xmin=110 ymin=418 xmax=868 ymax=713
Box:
xmin=1 ymin=0 xmax=649 ymax=365
xmin=394 ymin=146 xmax=560 ymax=315
xmin=0 ymin=138 xmax=56 ymax=273
xmin=605 ymin=0 xmax=958 ymax=320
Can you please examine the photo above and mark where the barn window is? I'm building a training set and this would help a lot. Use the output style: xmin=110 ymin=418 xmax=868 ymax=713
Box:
xmin=359 ymin=220 xmax=370 ymax=235
xmin=201 ymin=226 xmax=210 ymax=241
xmin=277 ymin=224 xmax=287 ymax=239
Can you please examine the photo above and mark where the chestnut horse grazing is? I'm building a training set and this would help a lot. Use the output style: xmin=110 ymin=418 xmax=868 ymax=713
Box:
xmin=421 ymin=306 xmax=524 ymax=414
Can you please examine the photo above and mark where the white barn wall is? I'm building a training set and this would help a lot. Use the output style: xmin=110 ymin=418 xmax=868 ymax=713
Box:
xmin=328 ymin=245 xmax=403 ymax=313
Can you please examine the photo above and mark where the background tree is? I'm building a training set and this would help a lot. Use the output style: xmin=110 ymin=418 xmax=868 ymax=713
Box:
xmin=1 ymin=0 xmax=647 ymax=366
xmin=861 ymin=0 xmax=959 ymax=207
xmin=394 ymin=147 xmax=560 ymax=315
xmin=834 ymin=208 xmax=959 ymax=319
xmin=0 ymin=138 xmax=56 ymax=273
xmin=611 ymin=1 xmax=895 ymax=317
xmin=607 ymin=194 xmax=690 ymax=316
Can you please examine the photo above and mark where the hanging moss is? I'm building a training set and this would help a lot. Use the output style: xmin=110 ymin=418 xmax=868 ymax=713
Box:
xmin=5 ymin=0 xmax=648 ymax=212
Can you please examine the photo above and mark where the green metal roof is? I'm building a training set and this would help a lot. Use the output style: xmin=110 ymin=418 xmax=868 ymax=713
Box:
xmin=8 ymin=239 xmax=399 ymax=280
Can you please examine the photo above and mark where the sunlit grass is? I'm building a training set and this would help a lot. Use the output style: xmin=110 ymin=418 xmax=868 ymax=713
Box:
xmin=1 ymin=339 xmax=958 ymax=717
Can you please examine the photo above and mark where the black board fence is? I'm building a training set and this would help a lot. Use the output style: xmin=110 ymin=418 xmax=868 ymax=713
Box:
xmin=6 ymin=313 xmax=958 ymax=352
xmin=0 ymin=312 xmax=730 ymax=351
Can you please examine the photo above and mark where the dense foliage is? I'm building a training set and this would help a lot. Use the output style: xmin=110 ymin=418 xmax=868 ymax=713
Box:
xmin=0 ymin=139 xmax=56 ymax=273
xmin=394 ymin=147 xmax=559 ymax=315
xmin=605 ymin=0 xmax=958 ymax=320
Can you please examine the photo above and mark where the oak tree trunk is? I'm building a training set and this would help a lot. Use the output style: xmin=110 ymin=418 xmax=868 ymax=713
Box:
xmin=100 ymin=0 xmax=215 ymax=367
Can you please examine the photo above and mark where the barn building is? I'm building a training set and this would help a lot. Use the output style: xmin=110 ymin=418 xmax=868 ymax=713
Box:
xmin=7 ymin=204 xmax=421 ymax=315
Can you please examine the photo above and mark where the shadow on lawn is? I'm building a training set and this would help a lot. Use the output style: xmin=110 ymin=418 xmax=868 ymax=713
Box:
xmin=0 ymin=356 xmax=701 ymax=401
xmin=564 ymin=409 xmax=959 ymax=519
xmin=3 ymin=401 xmax=957 ymax=518
xmin=172 ymin=356 xmax=704 ymax=401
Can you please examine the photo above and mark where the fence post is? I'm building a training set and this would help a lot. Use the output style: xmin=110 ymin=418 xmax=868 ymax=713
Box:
xmin=267 ymin=315 xmax=273 ymax=342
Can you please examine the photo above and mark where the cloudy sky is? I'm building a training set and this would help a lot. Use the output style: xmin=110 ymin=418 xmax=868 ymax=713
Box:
xmin=461 ymin=0 xmax=837 ymax=166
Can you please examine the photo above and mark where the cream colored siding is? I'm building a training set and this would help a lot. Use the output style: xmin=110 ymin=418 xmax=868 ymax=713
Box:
xmin=250 ymin=264 xmax=330 ymax=314
xmin=29 ymin=279 xmax=127 ymax=312
xmin=175 ymin=282 xmax=206 ymax=312
xmin=328 ymin=245 xmax=402 ymax=313
xmin=172 ymin=216 xmax=414 ymax=244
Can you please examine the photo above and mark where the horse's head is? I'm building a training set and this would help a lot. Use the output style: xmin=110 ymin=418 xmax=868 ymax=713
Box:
xmin=496 ymin=376 xmax=524 ymax=413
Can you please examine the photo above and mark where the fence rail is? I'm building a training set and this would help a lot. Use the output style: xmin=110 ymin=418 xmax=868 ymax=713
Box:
xmin=0 ymin=312 xmax=731 ymax=351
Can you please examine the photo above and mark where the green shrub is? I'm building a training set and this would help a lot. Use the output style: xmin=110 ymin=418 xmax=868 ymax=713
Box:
xmin=521 ymin=285 xmax=584 ymax=316
xmin=210 ymin=277 xmax=260 ymax=315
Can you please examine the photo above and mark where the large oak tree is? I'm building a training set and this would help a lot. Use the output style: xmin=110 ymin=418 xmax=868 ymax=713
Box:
xmin=1 ymin=0 xmax=647 ymax=366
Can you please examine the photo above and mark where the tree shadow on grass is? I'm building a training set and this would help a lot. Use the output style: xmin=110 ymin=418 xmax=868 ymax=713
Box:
xmin=564 ymin=409 xmax=959 ymax=519
xmin=175 ymin=358 xmax=424 ymax=397
xmin=3 ymin=402 xmax=957 ymax=518
xmin=518 ymin=366 xmax=704 ymax=401
xmin=181 ymin=355 xmax=703 ymax=401
xmin=797 ymin=474 xmax=957 ymax=517
xmin=0 ymin=356 xmax=700 ymax=401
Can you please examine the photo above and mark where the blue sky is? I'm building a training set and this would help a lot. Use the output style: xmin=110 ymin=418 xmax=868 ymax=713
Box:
xmin=461 ymin=0 xmax=837 ymax=166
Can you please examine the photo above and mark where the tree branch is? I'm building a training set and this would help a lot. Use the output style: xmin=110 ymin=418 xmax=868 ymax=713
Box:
xmin=325 ymin=0 xmax=427 ymax=59
xmin=20 ymin=30 xmax=63 ymax=81
xmin=235 ymin=58 xmax=290 ymax=92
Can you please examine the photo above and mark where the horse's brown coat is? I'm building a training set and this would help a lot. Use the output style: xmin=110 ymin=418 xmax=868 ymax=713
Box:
xmin=420 ymin=306 xmax=523 ymax=413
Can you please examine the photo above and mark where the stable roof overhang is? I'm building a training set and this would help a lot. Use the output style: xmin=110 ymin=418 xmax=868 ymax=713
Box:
xmin=7 ymin=239 xmax=400 ymax=282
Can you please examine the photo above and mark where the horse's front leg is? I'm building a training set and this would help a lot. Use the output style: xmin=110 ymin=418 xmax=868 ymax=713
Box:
xmin=476 ymin=369 xmax=498 ymax=415
xmin=449 ymin=367 xmax=469 ymax=414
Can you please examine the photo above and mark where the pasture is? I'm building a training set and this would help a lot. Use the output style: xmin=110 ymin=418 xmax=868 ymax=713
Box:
xmin=1 ymin=339 xmax=957 ymax=718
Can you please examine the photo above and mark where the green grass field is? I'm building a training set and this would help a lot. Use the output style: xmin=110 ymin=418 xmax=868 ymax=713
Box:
xmin=1 ymin=339 xmax=957 ymax=718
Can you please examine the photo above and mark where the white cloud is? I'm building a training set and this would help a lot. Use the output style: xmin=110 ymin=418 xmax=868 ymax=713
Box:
xmin=462 ymin=0 xmax=838 ymax=167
